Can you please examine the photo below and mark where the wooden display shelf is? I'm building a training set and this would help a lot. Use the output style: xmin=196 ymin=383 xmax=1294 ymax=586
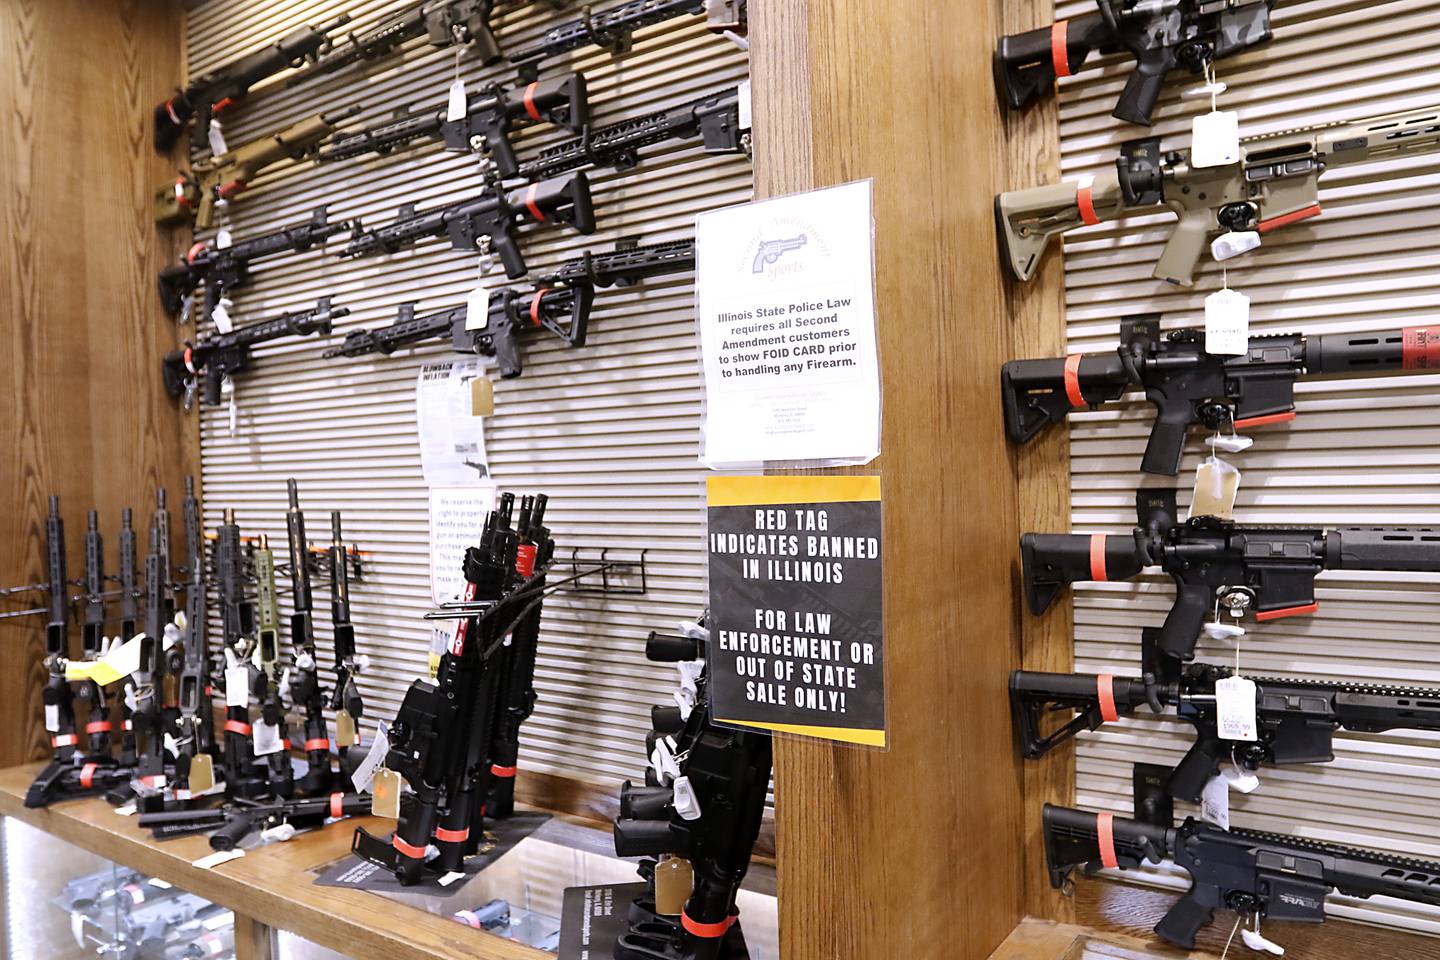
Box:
xmin=0 ymin=763 xmax=550 ymax=960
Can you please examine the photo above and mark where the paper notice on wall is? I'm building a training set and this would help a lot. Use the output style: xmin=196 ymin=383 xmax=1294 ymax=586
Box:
xmin=695 ymin=179 xmax=881 ymax=468
xmin=417 ymin=359 xmax=489 ymax=485
xmin=429 ymin=484 xmax=498 ymax=604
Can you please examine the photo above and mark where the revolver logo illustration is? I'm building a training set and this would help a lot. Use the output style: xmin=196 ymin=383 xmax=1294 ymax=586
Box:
xmin=752 ymin=234 xmax=807 ymax=273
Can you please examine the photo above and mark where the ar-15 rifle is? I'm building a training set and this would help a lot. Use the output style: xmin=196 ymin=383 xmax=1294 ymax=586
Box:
xmin=508 ymin=0 xmax=746 ymax=81
xmin=994 ymin=1 xmax=1274 ymax=127
xmin=139 ymin=791 xmax=370 ymax=850
xmin=174 ymin=477 xmax=216 ymax=794
xmin=323 ymin=238 xmax=694 ymax=376
xmin=157 ymin=206 xmax=354 ymax=322
xmin=997 ymin=105 xmax=1440 ymax=286
xmin=116 ymin=507 xmax=140 ymax=765
xmin=152 ymin=14 xmax=350 ymax=153
xmin=329 ymin=511 xmax=366 ymax=772
xmin=1011 ymin=627 xmax=1440 ymax=802
xmin=288 ymin=0 xmax=554 ymax=88
xmin=286 ymin=481 xmax=334 ymax=796
xmin=342 ymin=172 xmax=595 ymax=278
xmin=484 ymin=495 xmax=553 ymax=818
xmin=76 ymin=511 xmax=115 ymax=759
xmin=1002 ymin=317 xmax=1440 ymax=476
xmin=317 ymin=73 xmax=587 ymax=180
xmin=353 ymin=494 xmax=547 ymax=884
xmin=612 ymin=620 xmax=770 ymax=960
xmin=253 ymin=535 xmax=294 ymax=798
xmin=1044 ymin=804 xmax=1440 ymax=950
xmin=156 ymin=108 xmax=360 ymax=229
xmin=129 ymin=492 xmax=177 ymax=789
xmin=39 ymin=496 xmax=79 ymax=765
xmin=162 ymin=298 xmax=347 ymax=409
xmin=1022 ymin=489 xmax=1440 ymax=661
xmin=217 ymin=509 xmax=265 ymax=801
xmin=517 ymin=86 xmax=747 ymax=182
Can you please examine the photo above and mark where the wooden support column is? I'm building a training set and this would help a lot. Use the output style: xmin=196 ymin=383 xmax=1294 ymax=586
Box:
xmin=750 ymin=1 xmax=1031 ymax=956
xmin=0 ymin=0 xmax=193 ymax=766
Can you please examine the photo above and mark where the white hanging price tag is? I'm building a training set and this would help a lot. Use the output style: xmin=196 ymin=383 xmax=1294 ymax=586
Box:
xmin=211 ymin=299 xmax=233 ymax=335
xmin=224 ymin=665 xmax=250 ymax=708
xmin=1189 ymin=455 xmax=1241 ymax=520
xmin=349 ymin=721 xmax=391 ymax=793
xmin=650 ymin=737 xmax=681 ymax=780
xmin=1204 ymin=287 xmax=1249 ymax=356
xmin=252 ymin=719 xmax=283 ymax=756
xmin=464 ymin=285 xmax=492 ymax=331
xmin=45 ymin=704 xmax=60 ymax=733
xmin=215 ymin=229 xmax=233 ymax=250
xmin=1215 ymin=675 xmax=1259 ymax=742
xmin=447 ymin=79 xmax=468 ymax=123
xmin=206 ymin=119 xmax=229 ymax=158
xmin=737 ymin=79 xmax=752 ymax=131
xmin=1200 ymin=775 xmax=1230 ymax=830
xmin=1190 ymin=110 xmax=1240 ymax=168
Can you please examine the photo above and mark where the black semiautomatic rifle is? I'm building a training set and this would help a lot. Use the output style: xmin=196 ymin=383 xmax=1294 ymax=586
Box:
xmin=116 ymin=507 xmax=140 ymax=765
xmin=341 ymin=172 xmax=595 ymax=278
xmin=156 ymin=206 xmax=354 ymax=321
xmin=516 ymin=86 xmax=747 ymax=182
xmin=323 ymin=238 xmax=695 ymax=376
xmin=162 ymin=298 xmax=347 ymax=408
xmin=152 ymin=13 xmax=350 ymax=152
xmin=1002 ymin=317 xmax=1440 ymax=476
xmin=317 ymin=72 xmax=587 ymax=179
xmin=1044 ymin=804 xmax=1440 ymax=949
xmin=253 ymin=534 xmax=295 ymax=798
xmin=174 ymin=477 xmax=215 ymax=793
xmin=40 ymin=496 xmax=78 ymax=763
xmin=1011 ymin=628 xmax=1440 ymax=802
xmin=484 ymin=495 xmax=553 ymax=818
xmin=287 ymin=480 xmax=334 ymax=796
xmin=507 ymin=0 xmax=746 ymax=80
xmin=139 ymin=791 xmax=370 ymax=850
xmin=217 ymin=509 xmax=265 ymax=801
xmin=994 ymin=1 xmax=1275 ymax=126
xmin=288 ymin=1 xmax=555 ymax=87
xmin=612 ymin=621 xmax=771 ymax=960
xmin=1022 ymin=489 xmax=1440 ymax=661
xmin=130 ymin=491 xmax=175 ymax=787
xmin=329 ymin=511 xmax=365 ymax=773
xmin=353 ymin=494 xmax=546 ymax=884
xmin=77 ymin=510 xmax=114 ymax=759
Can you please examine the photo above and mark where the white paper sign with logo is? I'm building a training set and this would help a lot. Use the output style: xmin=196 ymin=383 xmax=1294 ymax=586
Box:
xmin=695 ymin=179 xmax=881 ymax=467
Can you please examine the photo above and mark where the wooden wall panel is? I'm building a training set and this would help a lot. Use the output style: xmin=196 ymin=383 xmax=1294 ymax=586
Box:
xmin=0 ymin=0 xmax=190 ymax=767
xmin=751 ymin=1 xmax=1028 ymax=956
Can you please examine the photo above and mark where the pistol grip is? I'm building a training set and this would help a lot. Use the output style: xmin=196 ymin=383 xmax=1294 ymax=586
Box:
xmin=1139 ymin=389 xmax=1195 ymax=476
xmin=1113 ymin=47 xmax=1177 ymax=126
xmin=1154 ymin=210 xmax=1212 ymax=287
xmin=1159 ymin=579 xmax=1210 ymax=661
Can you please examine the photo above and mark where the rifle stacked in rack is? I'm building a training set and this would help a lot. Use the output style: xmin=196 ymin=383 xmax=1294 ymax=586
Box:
xmin=286 ymin=481 xmax=335 ymax=796
xmin=217 ymin=509 xmax=266 ymax=801
xmin=323 ymin=238 xmax=695 ymax=376
xmin=253 ymin=535 xmax=294 ymax=798
xmin=174 ymin=478 xmax=216 ymax=795
xmin=317 ymin=73 xmax=587 ymax=179
xmin=329 ymin=512 xmax=366 ymax=767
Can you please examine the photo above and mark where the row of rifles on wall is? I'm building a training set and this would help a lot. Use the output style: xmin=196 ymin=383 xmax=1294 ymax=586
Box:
xmin=1 ymin=3 xmax=771 ymax=960
xmin=992 ymin=0 xmax=1440 ymax=953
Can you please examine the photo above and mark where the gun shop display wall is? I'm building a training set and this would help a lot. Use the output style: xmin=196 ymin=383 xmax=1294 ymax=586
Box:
xmin=0 ymin=0 xmax=1437 ymax=959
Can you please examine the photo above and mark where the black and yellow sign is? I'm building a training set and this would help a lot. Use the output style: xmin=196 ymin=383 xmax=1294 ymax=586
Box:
xmin=706 ymin=475 xmax=885 ymax=748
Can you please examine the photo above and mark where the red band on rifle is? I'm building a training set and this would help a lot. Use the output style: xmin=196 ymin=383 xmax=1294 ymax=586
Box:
xmin=682 ymin=912 xmax=737 ymax=939
xmin=523 ymin=81 xmax=542 ymax=122
xmin=1089 ymin=534 xmax=1108 ymax=582
xmin=1256 ymin=602 xmax=1319 ymax=622
xmin=1258 ymin=203 xmax=1322 ymax=234
xmin=530 ymin=288 xmax=548 ymax=326
xmin=1232 ymin=411 xmax=1295 ymax=430
xmin=524 ymin=184 xmax=545 ymax=222
xmin=330 ymin=793 xmax=345 ymax=820
xmin=435 ymin=826 xmax=470 ymax=843
xmin=165 ymin=98 xmax=182 ymax=126
xmin=80 ymin=763 xmax=98 ymax=789
xmin=218 ymin=179 xmax=246 ymax=199
xmin=52 ymin=734 xmax=78 ymax=748
xmin=124 ymin=883 xmax=144 ymax=904
xmin=490 ymin=764 xmax=518 ymax=778
xmin=455 ymin=910 xmax=482 ymax=928
xmin=1097 ymin=812 xmax=1119 ymax=869
xmin=123 ymin=720 xmax=133 ymax=731
xmin=1051 ymin=20 xmax=1072 ymax=78
xmin=515 ymin=543 xmax=537 ymax=578
xmin=281 ymin=739 xmax=291 ymax=750
xmin=86 ymin=721 xmax=113 ymax=734
xmin=224 ymin=720 xmax=252 ymax=736
xmin=214 ymin=97 xmax=235 ymax=113
xmin=391 ymin=834 xmax=427 ymax=859
xmin=184 ymin=346 xmax=197 ymax=374
xmin=1402 ymin=327 xmax=1440 ymax=369
xmin=1077 ymin=181 xmax=1099 ymax=226
xmin=175 ymin=177 xmax=191 ymax=206
xmin=1097 ymin=675 xmax=1119 ymax=723
xmin=1064 ymin=354 xmax=1085 ymax=408
xmin=186 ymin=242 xmax=207 ymax=263
xmin=305 ymin=738 xmax=330 ymax=753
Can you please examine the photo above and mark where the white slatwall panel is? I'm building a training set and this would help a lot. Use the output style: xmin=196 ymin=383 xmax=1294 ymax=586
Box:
xmin=183 ymin=0 xmax=749 ymax=791
xmin=1049 ymin=0 xmax=1440 ymax=936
